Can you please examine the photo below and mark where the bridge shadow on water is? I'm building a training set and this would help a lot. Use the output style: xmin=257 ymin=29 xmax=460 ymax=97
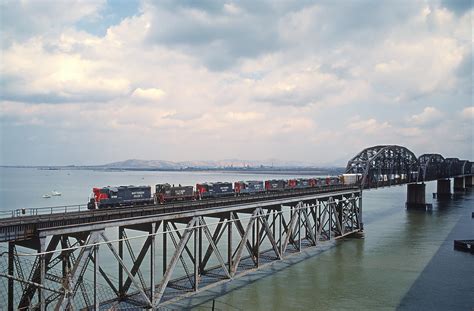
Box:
xmin=165 ymin=240 xmax=345 ymax=310
xmin=397 ymin=188 xmax=474 ymax=311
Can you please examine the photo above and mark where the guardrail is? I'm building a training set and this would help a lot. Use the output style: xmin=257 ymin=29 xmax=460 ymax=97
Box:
xmin=0 ymin=184 xmax=357 ymax=220
xmin=0 ymin=185 xmax=360 ymax=242
xmin=0 ymin=185 xmax=358 ymax=242
xmin=0 ymin=204 xmax=88 ymax=219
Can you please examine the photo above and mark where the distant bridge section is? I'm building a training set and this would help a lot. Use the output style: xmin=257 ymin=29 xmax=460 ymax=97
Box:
xmin=345 ymin=145 xmax=419 ymax=188
xmin=345 ymin=145 xmax=473 ymax=190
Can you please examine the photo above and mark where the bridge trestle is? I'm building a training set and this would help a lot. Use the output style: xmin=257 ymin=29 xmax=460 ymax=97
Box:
xmin=1 ymin=190 xmax=362 ymax=310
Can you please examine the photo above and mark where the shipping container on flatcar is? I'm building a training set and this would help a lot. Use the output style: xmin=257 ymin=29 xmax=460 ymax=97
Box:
xmin=155 ymin=183 xmax=194 ymax=203
xmin=88 ymin=185 xmax=153 ymax=209
xmin=265 ymin=179 xmax=286 ymax=191
xmin=341 ymin=174 xmax=362 ymax=185
xmin=196 ymin=182 xmax=234 ymax=198
xmin=234 ymin=180 xmax=265 ymax=195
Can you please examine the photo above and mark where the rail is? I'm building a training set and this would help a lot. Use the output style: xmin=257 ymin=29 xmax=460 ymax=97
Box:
xmin=0 ymin=184 xmax=353 ymax=220
xmin=0 ymin=185 xmax=358 ymax=242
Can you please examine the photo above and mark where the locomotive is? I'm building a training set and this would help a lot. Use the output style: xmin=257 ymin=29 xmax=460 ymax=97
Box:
xmin=87 ymin=174 xmax=361 ymax=209
xmin=87 ymin=185 xmax=153 ymax=209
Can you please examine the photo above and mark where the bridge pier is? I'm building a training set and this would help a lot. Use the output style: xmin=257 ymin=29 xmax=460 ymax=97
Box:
xmin=406 ymin=183 xmax=431 ymax=209
xmin=434 ymin=179 xmax=451 ymax=199
xmin=8 ymin=242 xmax=14 ymax=311
xmin=454 ymin=177 xmax=466 ymax=192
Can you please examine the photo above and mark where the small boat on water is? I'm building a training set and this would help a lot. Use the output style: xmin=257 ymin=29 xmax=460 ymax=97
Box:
xmin=51 ymin=190 xmax=62 ymax=196
xmin=42 ymin=194 xmax=51 ymax=198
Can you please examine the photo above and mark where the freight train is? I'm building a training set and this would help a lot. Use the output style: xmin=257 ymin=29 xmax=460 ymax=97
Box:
xmin=87 ymin=174 xmax=361 ymax=209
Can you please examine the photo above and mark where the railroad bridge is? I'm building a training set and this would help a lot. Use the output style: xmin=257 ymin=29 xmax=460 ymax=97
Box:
xmin=0 ymin=145 xmax=472 ymax=310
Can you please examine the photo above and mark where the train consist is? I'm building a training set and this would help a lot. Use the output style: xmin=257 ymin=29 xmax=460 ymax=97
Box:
xmin=87 ymin=174 xmax=361 ymax=209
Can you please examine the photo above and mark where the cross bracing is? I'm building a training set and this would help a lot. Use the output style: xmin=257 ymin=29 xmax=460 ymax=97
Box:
xmin=1 ymin=190 xmax=362 ymax=310
xmin=345 ymin=145 xmax=472 ymax=189
xmin=1 ymin=144 xmax=472 ymax=309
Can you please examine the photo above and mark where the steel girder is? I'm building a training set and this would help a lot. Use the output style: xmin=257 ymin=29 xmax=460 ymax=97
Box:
xmin=345 ymin=145 xmax=419 ymax=188
xmin=463 ymin=161 xmax=473 ymax=175
xmin=418 ymin=153 xmax=447 ymax=181
xmin=1 ymin=191 xmax=362 ymax=310
xmin=445 ymin=158 xmax=462 ymax=176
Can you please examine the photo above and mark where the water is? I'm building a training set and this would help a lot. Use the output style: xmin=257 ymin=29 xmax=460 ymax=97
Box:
xmin=187 ymin=184 xmax=474 ymax=311
xmin=0 ymin=168 xmax=472 ymax=310
xmin=0 ymin=167 xmax=315 ymax=210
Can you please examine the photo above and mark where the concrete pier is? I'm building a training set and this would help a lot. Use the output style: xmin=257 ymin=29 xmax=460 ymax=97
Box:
xmin=406 ymin=183 xmax=430 ymax=209
xmin=436 ymin=179 xmax=451 ymax=198
xmin=465 ymin=176 xmax=473 ymax=187
xmin=453 ymin=177 xmax=465 ymax=191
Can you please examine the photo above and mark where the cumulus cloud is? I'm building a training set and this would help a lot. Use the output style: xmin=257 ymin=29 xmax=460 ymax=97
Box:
xmin=1 ymin=35 xmax=131 ymax=103
xmin=132 ymin=88 xmax=166 ymax=102
xmin=441 ymin=0 xmax=473 ymax=15
xmin=0 ymin=0 xmax=105 ymax=44
xmin=408 ymin=107 xmax=443 ymax=126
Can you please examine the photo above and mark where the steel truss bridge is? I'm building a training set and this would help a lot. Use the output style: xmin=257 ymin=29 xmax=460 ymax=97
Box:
xmin=0 ymin=145 xmax=472 ymax=310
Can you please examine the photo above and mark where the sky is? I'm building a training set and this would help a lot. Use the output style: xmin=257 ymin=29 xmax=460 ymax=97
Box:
xmin=0 ymin=0 xmax=472 ymax=166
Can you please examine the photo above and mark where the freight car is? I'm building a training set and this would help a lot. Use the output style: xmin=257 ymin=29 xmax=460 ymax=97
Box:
xmin=155 ymin=183 xmax=194 ymax=203
xmin=86 ymin=174 xmax=358 ymax=209
xmin=87 ymin=185 xmax=153 ymax=209
xmin=341 ymin=174 xmax=362 ymax=185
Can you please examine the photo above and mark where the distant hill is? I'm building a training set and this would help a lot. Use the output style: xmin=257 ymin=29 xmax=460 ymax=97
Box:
xmin=99 ymin=158 xmax=323 ymax=169
xmin=101 ymin=159 xmax=181 ymax=169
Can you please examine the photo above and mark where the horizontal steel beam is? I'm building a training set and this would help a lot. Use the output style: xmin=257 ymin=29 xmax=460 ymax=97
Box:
xmin=38 ymin=189 xmax=360 ymax=238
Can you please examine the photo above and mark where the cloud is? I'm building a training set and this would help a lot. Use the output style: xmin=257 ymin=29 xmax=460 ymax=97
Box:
xmin=225 ymin=111 xmax=263 ymax=122
xmin=0 ymin=0 xmax=472 ymax=165
xmin=347 ymin=118 xmax=391 ymax=134
xmin=0 ymin=0 xmax=105 ymax=44
xmin=441 ymin=0 xmax=473 ymax=15
xmin=398 ymin=127 xmax=423 ymax=138
xmin=408 ymin=107 xmax=443 ymax=126
xmin=144 ymin=1 xmax=315 ymax=70
xmin=132 ymin=88 xmax=166 ymax=102
xmin=1 ymin=35 xmax=131 ymax=103
xmin=461 ymin=106 xmax=474 ymax=120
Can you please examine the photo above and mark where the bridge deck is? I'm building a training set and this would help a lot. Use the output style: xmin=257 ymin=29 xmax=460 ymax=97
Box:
xmin=0 ymin=185 xmax=359 ymax=242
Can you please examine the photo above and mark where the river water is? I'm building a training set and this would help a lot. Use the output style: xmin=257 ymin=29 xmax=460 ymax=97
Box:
xmin=0 ymin=168 xmax=472 ymax=310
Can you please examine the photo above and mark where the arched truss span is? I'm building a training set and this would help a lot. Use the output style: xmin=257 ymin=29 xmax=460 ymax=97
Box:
xmin=345 ymin=145 xmax=419 ymax=189
xmin=418 ymin=154 xmax=446 ymax=181
xmin=444 ymin=158 xmax=462 ymax=176
xmin=463 ymin=161 xmax=473 ymax=175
